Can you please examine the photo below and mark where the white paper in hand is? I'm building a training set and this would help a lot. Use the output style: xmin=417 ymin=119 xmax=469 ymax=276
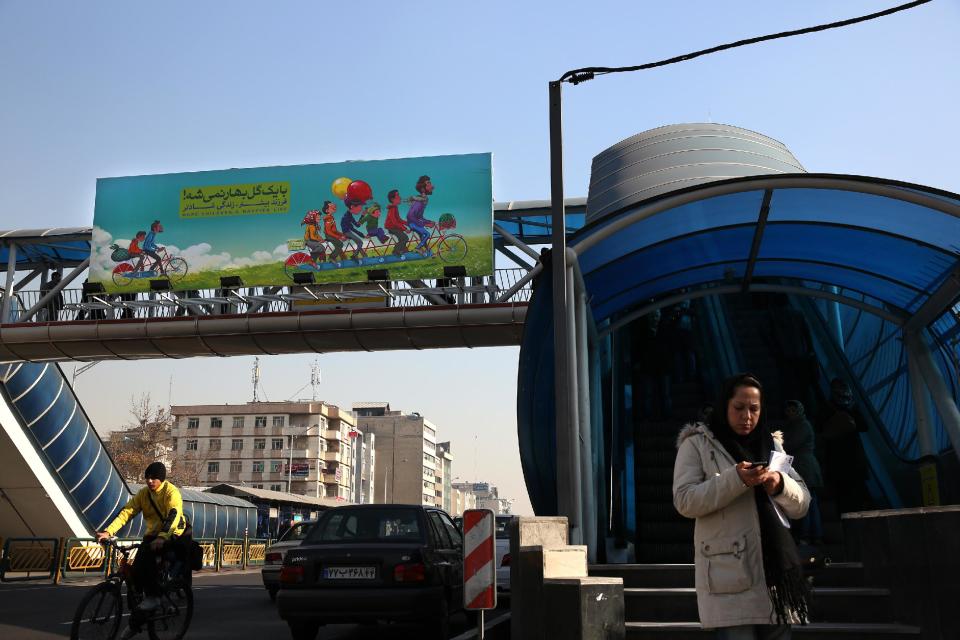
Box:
xmin=768 ymin=450 xmax=794 ymax=528
xmin=768 ymin=450 xmax=794 ymax=474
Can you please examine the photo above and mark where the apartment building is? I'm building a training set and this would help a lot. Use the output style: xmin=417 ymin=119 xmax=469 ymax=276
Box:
xmin=353 ymin=403 xmax=439 ymax=507
xmin=435 ymin=442 xmax=454 ymax=513
xmin=449 ymin=486 xmax=477 ymax=516
xmin=170 ymin=401 xmax=362 ymax=501
xmin=452 ymin=481 xmax=511 ymax=515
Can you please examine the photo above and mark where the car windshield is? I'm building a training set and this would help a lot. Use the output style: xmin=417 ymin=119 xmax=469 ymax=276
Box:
xmin=279 ymin=522 xmax=313 ymax=542
xmin=307 ymin=508 xmax=424 ymax=543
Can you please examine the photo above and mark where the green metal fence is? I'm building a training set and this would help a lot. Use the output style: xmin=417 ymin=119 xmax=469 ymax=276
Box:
xmin=0 ymin=538 xmax=59 ymax=582
xmin=2 ymin=536 xmax=267 ymax=582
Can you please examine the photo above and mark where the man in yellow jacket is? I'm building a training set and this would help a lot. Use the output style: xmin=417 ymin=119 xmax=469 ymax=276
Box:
xmin=97 ymin=462 xmax=186 ymax=616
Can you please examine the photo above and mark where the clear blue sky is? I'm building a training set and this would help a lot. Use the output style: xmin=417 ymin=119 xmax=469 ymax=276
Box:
xmin=2 ymin=1 xmax=958 ymax=515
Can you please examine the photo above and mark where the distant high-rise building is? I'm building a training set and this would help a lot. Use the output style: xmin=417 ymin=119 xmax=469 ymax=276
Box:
xmin=452 ymin=481 xmax=511 ymax=515
xmin=435 ymin=442 xmax=454 ymax=513
xmin=354 ymin=403 xmax=439 ymax=507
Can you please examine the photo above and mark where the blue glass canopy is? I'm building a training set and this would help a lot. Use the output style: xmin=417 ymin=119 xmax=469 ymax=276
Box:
xmin=571 ymin=175 xmax=960 ymax=328
xmin=0 ymin=228 xmax=92 ymax=269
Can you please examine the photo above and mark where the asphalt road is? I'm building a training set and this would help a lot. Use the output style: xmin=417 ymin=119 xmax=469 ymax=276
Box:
xmin=0 ymin=570 xmax=501 ymax=639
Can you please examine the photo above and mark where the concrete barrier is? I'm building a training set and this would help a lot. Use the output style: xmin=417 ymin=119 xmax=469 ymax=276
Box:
xmin=510 ymin=516 xmax=625 ymax=640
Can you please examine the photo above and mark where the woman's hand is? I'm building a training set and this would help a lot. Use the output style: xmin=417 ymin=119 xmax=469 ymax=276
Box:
xmin=736 ymin=461 xmax=766 ymax=488
xmin=760 ymin=470 xmax=784 ymax=495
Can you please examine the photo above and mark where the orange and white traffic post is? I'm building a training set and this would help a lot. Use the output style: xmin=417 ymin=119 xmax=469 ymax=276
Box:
xmin=463 ymin=508 xmax=496 ymax=638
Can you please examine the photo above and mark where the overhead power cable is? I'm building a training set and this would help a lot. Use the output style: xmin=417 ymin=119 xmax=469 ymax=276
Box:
xmin=560 ymin=0 xmax=933 ymax=85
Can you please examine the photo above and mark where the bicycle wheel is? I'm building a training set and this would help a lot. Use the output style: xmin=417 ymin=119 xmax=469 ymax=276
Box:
xmin=71 ymin=582 xmax=122 ymax=640
xmin=112 ymin=263 xmax=135 ymax=288
xmin=165 ymin=258 xmax=188 ymax=282
xmin=284 ymin=252 xmax=314 ymax=279
xmin=437 ymin=233 xmax=468 ymax=263
xmin=147 ymin=584 xmax=193 ymax=640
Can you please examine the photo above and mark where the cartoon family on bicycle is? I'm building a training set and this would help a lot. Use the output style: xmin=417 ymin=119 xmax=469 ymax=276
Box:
xmin=286 ymin=174 xmax=467 ymax=278
xmin=109 ymin=220 xmax=189 ymax=287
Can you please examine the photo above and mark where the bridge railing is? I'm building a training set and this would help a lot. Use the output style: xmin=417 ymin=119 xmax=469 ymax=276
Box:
xmin=5 ymin=268 xmax=534 ymax=323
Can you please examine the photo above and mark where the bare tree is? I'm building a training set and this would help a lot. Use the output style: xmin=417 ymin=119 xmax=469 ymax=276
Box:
xmin=105 ymin=394 xmax=207 ymax=486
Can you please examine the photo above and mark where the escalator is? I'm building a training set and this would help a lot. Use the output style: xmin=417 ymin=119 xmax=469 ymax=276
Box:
xmin=0 ymin=361 xmax=255 ymax=540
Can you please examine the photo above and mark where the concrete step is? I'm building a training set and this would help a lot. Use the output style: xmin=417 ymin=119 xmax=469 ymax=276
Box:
xmin=626 ymin=622 xmax=921 ymax=639
xmin=623 ymin=587 xmax=894 ymax=624
xmin=591 ymin=563 xmax=866 ymax=589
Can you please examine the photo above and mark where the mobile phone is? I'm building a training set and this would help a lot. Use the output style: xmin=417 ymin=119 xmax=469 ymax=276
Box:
xmin=746 ymin=460 xmax=769 ymax=469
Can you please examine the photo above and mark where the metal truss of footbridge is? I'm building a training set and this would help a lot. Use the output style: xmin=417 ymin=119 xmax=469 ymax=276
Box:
xmin=0 ymin=199 xmax=585 ymax=363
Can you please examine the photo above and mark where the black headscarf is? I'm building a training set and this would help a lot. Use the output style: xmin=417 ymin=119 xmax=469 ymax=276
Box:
xmin=710 ymin=374 xmax=810 ymax=625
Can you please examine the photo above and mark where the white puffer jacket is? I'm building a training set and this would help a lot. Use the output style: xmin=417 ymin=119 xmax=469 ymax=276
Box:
xmin=673 ymin=423 xmax=810 ymax=629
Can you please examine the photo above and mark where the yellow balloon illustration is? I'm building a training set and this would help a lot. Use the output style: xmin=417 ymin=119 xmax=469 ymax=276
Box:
xmin=331 ymin=177 xmax=352 ymax=199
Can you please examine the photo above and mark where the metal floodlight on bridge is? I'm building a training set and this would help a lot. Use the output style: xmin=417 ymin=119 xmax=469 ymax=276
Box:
xmin=443 ymin=265 xmax=467 ymax=278
xmin=219 ymin=275 xmax=244 ymax=289
xmin=292 ymin=272 xmax=315 ymax=285
xmin=82 ymin=281 xmax=106 ymax=295
xmin=366 ymin=269 xmax=389 ymax=281
xmin=149 ymin=279 xmax=171 ymax=292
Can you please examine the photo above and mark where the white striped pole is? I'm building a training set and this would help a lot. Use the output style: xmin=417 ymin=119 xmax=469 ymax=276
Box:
xmin=463 ymin=508 xmax=496 ymax=638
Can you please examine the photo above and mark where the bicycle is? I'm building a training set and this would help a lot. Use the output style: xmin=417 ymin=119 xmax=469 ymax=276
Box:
xmin=71 ymin=538 xmax=193 ymax=640
xmin=112 ymin=248 xmax=189 ymax=288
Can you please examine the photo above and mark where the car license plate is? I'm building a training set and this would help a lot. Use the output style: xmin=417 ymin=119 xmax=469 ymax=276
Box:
xmin=323 ymin=566 xmax=376 ymax=579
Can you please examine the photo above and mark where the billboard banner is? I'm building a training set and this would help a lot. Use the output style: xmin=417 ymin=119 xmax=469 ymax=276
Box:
xmin=90 ymin=153 xmax=493 ymax=293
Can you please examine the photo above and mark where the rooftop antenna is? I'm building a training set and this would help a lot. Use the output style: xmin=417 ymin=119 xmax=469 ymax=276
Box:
xmin=310 ymin=359 xmax=321 ymax=401
xmin=252 ymin=357 xmax=262 ymax=402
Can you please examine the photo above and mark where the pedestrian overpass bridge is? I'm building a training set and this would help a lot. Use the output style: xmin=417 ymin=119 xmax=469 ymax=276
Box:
xmin=0 ymin=199 xmax=575 ymax=543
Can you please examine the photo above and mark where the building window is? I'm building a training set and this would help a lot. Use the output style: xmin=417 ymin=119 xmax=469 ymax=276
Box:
xmin=253 ymin=484 xmax=263 ymax=489
xmin=272 ymin=416 xmax=285 ymax=427
xmin=270 ymin=461 xmax=282 ymax=473
xmin=326 ymin=486 xmax=337 ymax=498
xmin=231 ymin=439 xmax=243 ymax=450
xmin=232 ymin=416 xmax=245 ymax=428
xmin=186 ymin=440 xmax=198 ymax=451
xmin=254 ymin=438 xmax=266 ymax=450
xmin=171 ymin=438 xmax=178 ymax=450
xmin=424 ymin=426 xmax=436 ymax=438
xmin=252 ymin=461 xmax=264 ymax=473
xmin=255 ymin=416 xmax=267 ymax=428
xmin=230 ymin=460 xmax=242 ymax=473
xmin=209 ymin=439 xmax=221 ymax=450
xmin=271 ymin=438 xmax=283 ymax=450
xmin=187 ymin=417 xmax=199 ymax=429
xmin=208 ymin=462 xmax=219 ymax=473
xmin=210 ymin=417 xmax=222 ymax=429
xmin=270 ymin=484 xmax=282 ymax=492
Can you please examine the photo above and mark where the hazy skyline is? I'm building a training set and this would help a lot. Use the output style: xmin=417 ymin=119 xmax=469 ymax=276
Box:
xmin=3 ymin=1 xmax=959 ymax=516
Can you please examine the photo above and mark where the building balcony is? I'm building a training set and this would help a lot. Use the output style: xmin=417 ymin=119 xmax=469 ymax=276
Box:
xmin=324 ymin=430 xmax=342 ymax=441
xmin=229 ymin=449 xmax=243 ymax=458
xmin=323 ymin=451 xmax=340 ymax=462
xmin=228 ymin=472 xmax=241 ymax=482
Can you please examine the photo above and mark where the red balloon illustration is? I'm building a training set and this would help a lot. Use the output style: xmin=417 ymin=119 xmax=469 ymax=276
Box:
xmin=346 ymin=180 xmax=372 ymax=203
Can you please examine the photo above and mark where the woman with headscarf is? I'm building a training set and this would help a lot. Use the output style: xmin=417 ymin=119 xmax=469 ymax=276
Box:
xmin=673 ymin=373 xmax=811 ymax=638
